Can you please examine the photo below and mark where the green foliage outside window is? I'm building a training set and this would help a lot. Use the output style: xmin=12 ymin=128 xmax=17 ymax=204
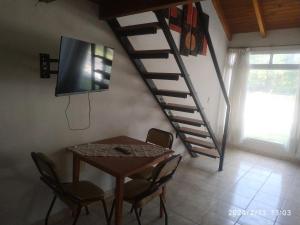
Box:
xmin=248 ymin=70 xmax=299 ymax=95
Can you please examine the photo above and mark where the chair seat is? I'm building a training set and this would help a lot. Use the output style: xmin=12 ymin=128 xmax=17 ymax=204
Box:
xmin=62 ymin=181 xmax=105 ymax=202
xmin=129 ymin=167 xmax=154 ymax=180
xmin=124 ymin=179 xmax=161 ymax=208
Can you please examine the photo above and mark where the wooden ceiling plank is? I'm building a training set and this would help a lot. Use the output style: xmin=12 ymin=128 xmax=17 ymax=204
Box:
xmin=219 ymin=0 xmax=300 ymax=34
xmin=212 ymin=0 xmax=232 ymax=40
xmin=252 ymin=0 xmax=267 ymax=37
xmin=92 ymin=0 xmax=202 ymax=20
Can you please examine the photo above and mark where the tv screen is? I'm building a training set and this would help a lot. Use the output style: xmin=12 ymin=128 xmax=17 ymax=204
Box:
xmin=55 ymin=36 xmax=114 ymax=96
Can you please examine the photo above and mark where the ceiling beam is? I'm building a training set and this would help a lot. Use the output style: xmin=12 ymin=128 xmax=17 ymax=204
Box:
xmin=212 ymin=0 xmax=232 ymax=41
xmin=91 ymin=0 xmax=202 ymax=20
xmin=252 ymin=0 xmax=267 ymax=37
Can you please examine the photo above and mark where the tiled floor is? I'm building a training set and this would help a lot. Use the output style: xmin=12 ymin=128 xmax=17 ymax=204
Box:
xmin=41 ymin=149 xmax=300 ymax=225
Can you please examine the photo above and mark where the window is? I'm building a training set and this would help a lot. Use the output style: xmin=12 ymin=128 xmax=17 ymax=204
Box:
xmin=249 ymin=54 xmax=270 ymax=64
xmin=273 ymin=53 xmax=300 ymax=64
xmin=243 ymin=52 xmax=300 ymax=145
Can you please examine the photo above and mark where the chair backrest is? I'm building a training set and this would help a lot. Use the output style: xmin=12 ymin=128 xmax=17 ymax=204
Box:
xmin=151 ymin=154 xmax=182 ymax=186
xmin=31 ymin=152 xmax=63 ymax=194
xmin=136 ymin=154 xmax=182 ymax=201
xmin=146 ymin=128 xmax=173 ymax=149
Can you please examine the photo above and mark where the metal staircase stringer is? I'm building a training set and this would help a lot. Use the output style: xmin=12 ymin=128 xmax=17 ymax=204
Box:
xmin=107 ymin=18 xmax=197 ymax=157
xmin=196 ymin=2 xmax=231 ymax=171
xmin=154 ymin=10 xmax=222 ymax=156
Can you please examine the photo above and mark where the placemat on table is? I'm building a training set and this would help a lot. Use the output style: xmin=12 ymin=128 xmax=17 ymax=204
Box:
xmin=68 ymin=143 xmax=169 ymax=157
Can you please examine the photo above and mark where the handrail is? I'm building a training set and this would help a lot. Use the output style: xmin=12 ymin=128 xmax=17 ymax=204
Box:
xmin=155 ymin=11 xmax=223 ymax=159
xmin=196 ymin=2 xmax=231 ymax=171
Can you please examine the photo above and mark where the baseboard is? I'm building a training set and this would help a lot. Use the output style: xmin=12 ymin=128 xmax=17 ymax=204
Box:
xmin=227 ymin=144 xmax=300 ymax=164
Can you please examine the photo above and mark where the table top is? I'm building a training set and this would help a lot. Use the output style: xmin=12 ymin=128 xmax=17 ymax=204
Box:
xmin=71 ymin=136 xmax=174 ymax=178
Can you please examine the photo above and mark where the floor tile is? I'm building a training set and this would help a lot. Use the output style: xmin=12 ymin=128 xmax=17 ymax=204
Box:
xmin=259 ymin=184 xmax=288 ymax=199
xmin=253 ymin=191 xmax=284 ymax=209
xmin=247 ymin=200 xmax=278 ymax=221
xmin=237 ymin=177 xmax=265 ymax=190
xmin=170 ymin=195 xmax=216 ymax=224
xmin=238 ymin=214 xmax=274 ymax=225
xmin=276 ymin=213 xmax=300 ymax=225
xmin=209 ymin=201 xmax=242 ymax=223
xmin=29 ymin=148 xmax=300 ymax=225
xmin=281 ymin=199 xmax=300 ymax=217
xmin=217 ymin=192 xmax=252 ymax=209
xmin=201 ymin=212 xmax=235 ymax=225
xmin=231 ymin=183 xmax=258 ymax=199
xmin=134 ymin=206 xmax=197 ymax=225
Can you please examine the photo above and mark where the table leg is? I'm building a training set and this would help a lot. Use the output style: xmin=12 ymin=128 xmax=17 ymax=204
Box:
xmin=159 ymin=155 xmax=169 ymax=217
xmin=72 ymin=154 xmax=80 ymax=183
xmin=115 ymin=176 xmax=124 ymax=225
xmin=160 ymin=186 xmax=166 ymax=218
xmin=71 ymin=154 xmax=81 ymax=217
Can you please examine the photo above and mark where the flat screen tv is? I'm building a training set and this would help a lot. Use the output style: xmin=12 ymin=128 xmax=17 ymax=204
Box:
xmin=55 ymin=36 xmax=114 ymax=96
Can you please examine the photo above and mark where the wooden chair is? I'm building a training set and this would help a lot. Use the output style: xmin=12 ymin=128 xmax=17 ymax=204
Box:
xmin=31 ymin=152 xmax=111 ymax=225
xmin=129 ymin=128 xmax=174 ymax=180
xmin=110 ymin=154 xmax=182 ymax=225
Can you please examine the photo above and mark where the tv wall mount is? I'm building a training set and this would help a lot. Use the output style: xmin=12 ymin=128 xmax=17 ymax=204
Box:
xmin=40 ymin=53 xmax=58 ymax=78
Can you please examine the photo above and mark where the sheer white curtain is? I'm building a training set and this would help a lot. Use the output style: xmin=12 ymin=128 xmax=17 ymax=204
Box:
xmin=223 ymin=48 xmax=250 ymax=146
xmin=224 ymin=47 xmax=300 ymax=159
xmin=289 ymin=70 xmax=300 ymax=159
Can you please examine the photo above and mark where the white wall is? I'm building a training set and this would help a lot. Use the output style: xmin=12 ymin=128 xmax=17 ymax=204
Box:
xmin=0 ymin=0 xmax=228 ymax=224
xmin=229 ymin=28 xmax=300 ymax=48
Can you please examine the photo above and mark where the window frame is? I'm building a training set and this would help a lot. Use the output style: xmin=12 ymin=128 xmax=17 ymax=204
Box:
xmin=250 ymin=52 xmax=300 ymax=70
xmin=243 ymin=51 xmax=300 ymax=145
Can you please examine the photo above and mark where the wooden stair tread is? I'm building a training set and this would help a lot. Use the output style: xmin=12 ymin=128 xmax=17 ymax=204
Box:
xmin=162 ymin=103 xmax=197 ymax=113
xmin=118 ymin=22 xmax=161 ymax=31
xmin=184 ymin=137 xmax=215 ymax=148
xmin=170 ymin=116 xmax=204 ymax=126
xmin=178 ymin=127 xmax=210 ymax=138
xmin=191 ymin=147 xmax=220 ymax=158
xmin=130 ymin=49 xmax=171 ymax=59
xmin=153 ymin=89 xmax=189 ymax=98
xmin=117 ymin=22 xmax=161 ymax=36
xmin=143 ymin=72 xmax=180 ymax=80
xmin=106 ymin=18 xmax=226 ymax=167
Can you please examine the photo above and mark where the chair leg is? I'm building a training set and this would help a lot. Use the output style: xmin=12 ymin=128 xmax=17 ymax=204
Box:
xmin=84 ymin=206 xmax=89 ymax=215
xmin=108 ymin=199 xmax=115 ymax=224
xmin=139 ymin=208 xmax=143 ymax=217
xmin=72 ymin=206 xmax=82 ymax=225
xmin=130 ymin=205 xmax=134 ymax=214
xmin=160 ymin=196 xmax=168 ymax=225
xmin=45 ymin=195 xmax=57 ymax=225
xmin=101 ymin=200 xmax=110 ymax=225
xmin=160 ymin=186 xmax=166 ymax=218
xmin=133 ymin=207 xmax=142 ymax=225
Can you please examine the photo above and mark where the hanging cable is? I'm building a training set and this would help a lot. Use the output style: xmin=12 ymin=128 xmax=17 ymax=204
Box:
xmin=65 ymin=92 xmax=91 ymax=131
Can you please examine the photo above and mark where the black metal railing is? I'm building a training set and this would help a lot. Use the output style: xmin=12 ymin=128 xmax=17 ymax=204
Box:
xmin=155 ymin=11 xmax=223 ymax=158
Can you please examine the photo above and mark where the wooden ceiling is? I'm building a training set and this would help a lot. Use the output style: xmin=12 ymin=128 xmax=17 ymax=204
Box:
xmin=213 ymin=0 xmax=300 ymax=40
xmin=91 ymin=0 xmax=299 ymax=40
